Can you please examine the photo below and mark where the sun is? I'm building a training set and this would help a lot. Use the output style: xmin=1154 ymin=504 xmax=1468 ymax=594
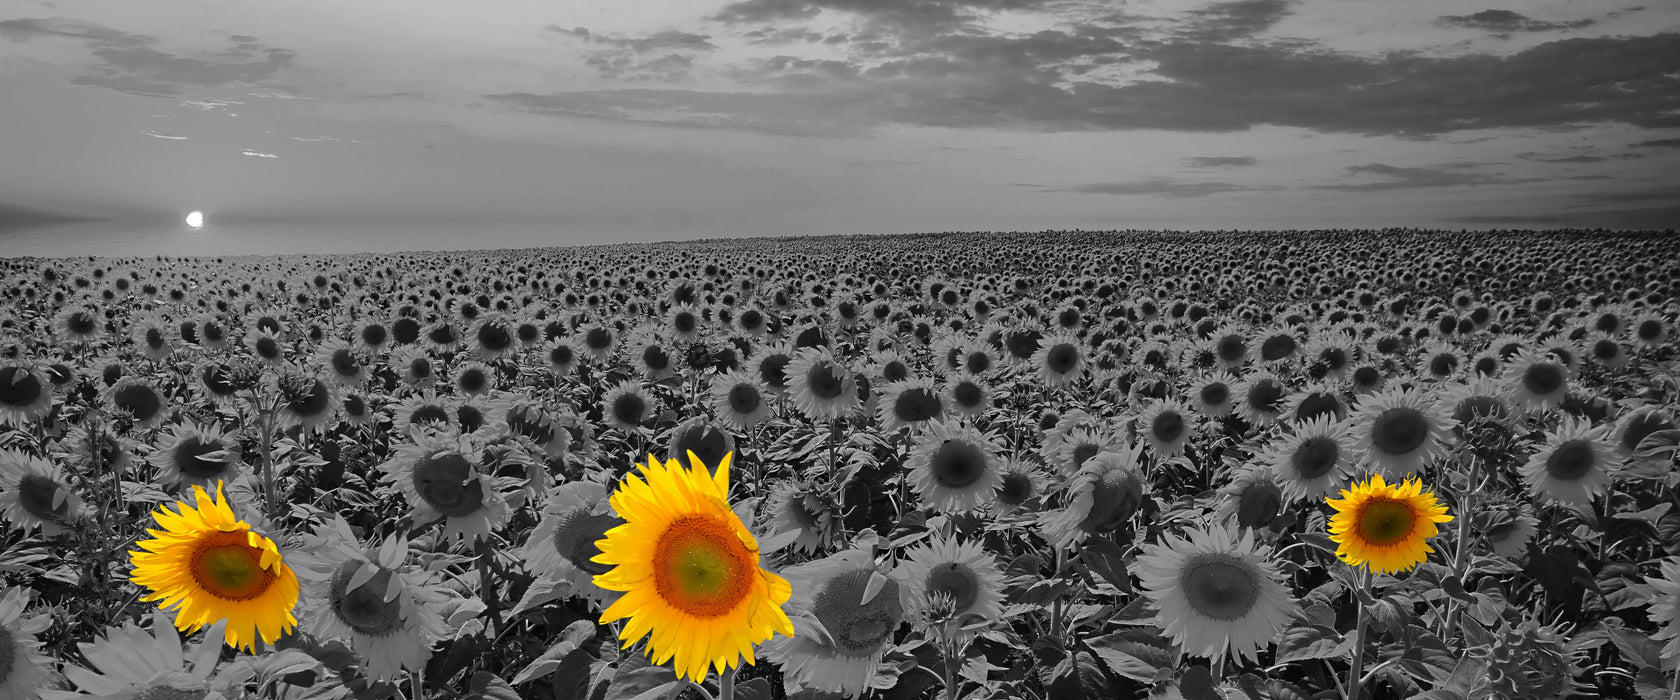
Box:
xmin=186 ymin=211 xmax=205 ymax=228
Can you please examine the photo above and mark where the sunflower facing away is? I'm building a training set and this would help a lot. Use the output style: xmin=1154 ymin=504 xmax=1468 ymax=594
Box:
xmin=1326 ymin=473 xmax=1453 ymax=575
xmin=591 ymin=451 xmax=796 ymax=682
xmin=1134 ymin=523 xmax=1297 ymax=664
xmin=128 ymin=481 xmax=300 ymax=652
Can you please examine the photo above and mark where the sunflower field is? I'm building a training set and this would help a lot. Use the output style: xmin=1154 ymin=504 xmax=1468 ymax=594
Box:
xmin=1 ymin=229 xmax=1679 ymax=700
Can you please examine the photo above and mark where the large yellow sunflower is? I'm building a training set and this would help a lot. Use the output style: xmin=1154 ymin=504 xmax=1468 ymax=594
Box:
xmin=128 ymin=482 xmax=300 ymax=652
xmin=1326 ymin=474 xmax=1453 ymax=575
xmin=592 ymin=451 xmax=795 ymax=682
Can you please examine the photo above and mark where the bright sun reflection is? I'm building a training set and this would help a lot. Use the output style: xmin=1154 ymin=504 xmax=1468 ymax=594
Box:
xmin=185 ymin=211 xmax=204 ymax=228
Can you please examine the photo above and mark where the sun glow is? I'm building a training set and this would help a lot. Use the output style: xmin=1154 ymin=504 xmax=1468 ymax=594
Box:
xmin=186 ymin=211 xmax=204 ymax=228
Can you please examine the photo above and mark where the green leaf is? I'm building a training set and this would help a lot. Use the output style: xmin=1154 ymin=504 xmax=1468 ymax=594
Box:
xmin=1607 ymin=623 xmax=1667 ymax=673
xmin=512 ymin=619 xmax=598 ymax=685
xmin=1080 ymin=534 xmax=1133 ymax=595
xmin=1086 ymin=631 xmax=1169 ymax=683
xmin=1276 ymin=622 xmax=1345 ymax=663
xmin=467 ymin=671 xmax=523 ymax=700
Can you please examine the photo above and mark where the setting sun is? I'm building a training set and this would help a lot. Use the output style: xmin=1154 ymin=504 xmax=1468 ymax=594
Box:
xmin=185 ymin=211 xmax=204 ymax=228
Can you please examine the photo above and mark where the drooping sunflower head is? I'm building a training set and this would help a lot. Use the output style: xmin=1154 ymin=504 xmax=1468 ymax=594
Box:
xmin=592 ymin=452 xmax=795 ymax=683
xmin=127 ymin=482 xmax=300 ymax=652
xmin=1326 ymin=473 xmax=1453 ymax=575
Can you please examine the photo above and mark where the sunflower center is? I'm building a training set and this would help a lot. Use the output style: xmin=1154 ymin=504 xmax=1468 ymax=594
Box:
xmin=1370 ymin=407 xmax=1428 ymax=455
xmin=146 ymin=328 xmax=168 ymax=349
xmin=1245 ymin=380 xmax=1284 ymax=414
xmin=1260 ymin=334 xmax=1296 ymax=361
xmin=1320 ymin=347 xmax=1348 ymax=369
xmin=552 ymin=506 xmax=623 ymax=575
xmin=428 ymin=324 xmax=459 ymax=346
xmin=1593 ymin=339 xmax=1619 ymax=361
xmin=331 ymin=349 xmax=361 ymax=377
xmin=1294 ymin=393 xmax=1343 ymax=423
xmin=458 ymin=369 xmax=488 ymax=394
xmin=1150 ymin=411 xmax=1185 ymax=444
xmin=67 ymin=311 xmax=98 ymax=335
xmin=412 ymin=453 xmax=485 ymax=517
xmin=478 ymin=324 xmax=512 ymax=351
xmin=0 ymin=367 xmax=43 ymax=407
xmin=965 ymin=352 xmax=991 ymax=374
xmin=653 ymin=515 xmax=754 ymax=618
xmin=806 ymin=361 xmax=847 ymax=399
xmin=328 ymin=560 xmax=404 ymax=636
xmin=893 ymin=388 xmax=944 ymax=423
xmin=997 ymin=471 xmax=1035 ymax=505
xmin=1522 ymin=363 xmax=1565 ymax=395
xmin=174 ymin=437 xmax=231 ymax=479
xmin=1080 ymin=468 xmax=1140 ymax=533
xmin=1545 ymin=439 xmax=1598 ymax=481
xmin=1429 ymin=353 xmax=1457 ymax=377
xmin=924 ymin=562 xmax=980 ymax=613
xmin=611 ymin=393 xmax=647 ymax=426
xmin=17 ymin=473 xmax=71 ymax=521
xmin=1453 ymin=396 xmax=1506 ymax=424
xmin=642 ymin=346 xmax=670 ymax=371
xmin=813 ymin=569 xmax=904 ymax=656
xmin=1290 ymin=437 xmax=1341 ymax=479
xmin=1356 ymin=499 xmax=1417 ymax=546
xmin=672 ymin=425 xmax=729 ymax=469
xmin=361 ymin=324 xmax=388 ymax=347
xmin=1044 ymin=344 xmax=1079 ymax=374
xmin=1199 ymin=382 xmax=1229 ymax=406
xmin=1180 ymin=554 xmax=1260 ymax=621
xmin=287 ymin=380 xmax=331 ymax=416
xmin=409 ymin=358 xmax=433 ymax=380
xmin=726 ymin=384 xmax=763 ymax=415
xmin=1351 ymin=366 xmax=1382 ymax=388
xmin=930 ymin=440 xmax=986 ymax=488
xmin=550 ymin=345 xmax=574 ymax=366
xmin=201 ymin=364 xmax=237 ymax=396
xmin=114 ymin=384 xmax=162 ymax=422
xmin=759 ymin=354 xmax=791 ymax=388
xmin=882 ymin=360 xmax=909 ymax=382
xmin=1215 ymin=335 xmax=1246 ymax=362
xmin=584 ymin=328 xmax=613 ymax=350
xmin=254 ymin=336 xmax=280 ymax=360
xmin=953 ymin=381 xmax=984 ymax=408
xmin=674 ymin=312 xmax=696 ymax=333
xmin=456 ymin=405 xmax=484 ymax=432
xmin=190 ymin=531 xmax=278 ymax=601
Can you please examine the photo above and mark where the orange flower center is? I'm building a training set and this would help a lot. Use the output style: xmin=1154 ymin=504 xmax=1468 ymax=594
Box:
xmin=1356 ymin=499 xmax=1416 ymax=546
xmin=191 ymin=530 xmax=277 ymax=601
xmin=653 ymin=515 xmax=754 ymax=618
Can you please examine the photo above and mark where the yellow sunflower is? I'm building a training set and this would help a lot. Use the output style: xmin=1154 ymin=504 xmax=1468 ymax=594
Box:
xmin=128 ymin=482 xmax=300 ymax=652
xmin=1326 ymin=474 xmax=1453 ymax=575
xmin=591 ymin=451 xmax=796 ymax=682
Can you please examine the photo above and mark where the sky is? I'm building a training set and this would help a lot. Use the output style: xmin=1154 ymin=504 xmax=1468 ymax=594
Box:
xmin=1 ymin=0 xmax=1678 ymax=248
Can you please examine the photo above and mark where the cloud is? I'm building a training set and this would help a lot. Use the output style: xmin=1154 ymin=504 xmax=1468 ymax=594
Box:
xmin=241 ymin=149 xmax=278 ymax=158
xmin=498 ymin=32 xmax=1680 ymax=138
xmin=1184 ymin=156 xmax=1257 ymax=167
xmin=139 ymin=129 xmax=187 ymax=140
xmin=1045 ymin=178 xmax=1273 ymax=197
xmin=743 ymin=27 xmax=826 ymax=44
xmin=546 ymin=26 xmax=717 ymax=81
xmin=1179 ymin=0 xmax=1295 ymax=43
xmin=1632 ymin=138 xmax=1680 ymax=148
xmin=708 ymin=0 xmax=1061 ymax=42
xmin=0 ymin=17 xmax=296 ymax=99
xmin=1314 ymin=163 xmax=1551 ymax=191
xmin=1438 ymin=10 xmax=1594 ymax=38
xmin=1516 ymin=152 xmax=1605 ymax=163
xmin=0 ymin=201 xmax=107 ymax=231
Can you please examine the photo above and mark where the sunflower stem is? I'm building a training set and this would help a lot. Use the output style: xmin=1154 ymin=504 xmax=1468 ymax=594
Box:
xmin=1442 ymin=453 xmax=1475 ymax=642
xmin=477 ymin=537 xmax=504 ymax=638
xmin=1345 ymin=569 xmax=1371 ymax=700
xmin=719 ymin=665 xmax=736 ymax=700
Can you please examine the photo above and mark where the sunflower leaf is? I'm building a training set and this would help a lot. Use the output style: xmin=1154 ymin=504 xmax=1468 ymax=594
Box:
xmin=1275 ymin=622 xmax=1345 ymax=662
xmin=511 ymin=619 xmax=597 ymax=685
xmin=347 ymin=561 xmax=379 ymax=595
xmin=759 ymin=526 xmax=804 ymax=556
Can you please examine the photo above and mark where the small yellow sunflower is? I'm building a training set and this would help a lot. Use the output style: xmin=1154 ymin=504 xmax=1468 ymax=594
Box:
xmin=128 ymin=482 xmax=300 ymax=652
xmin=1326 ymin=474 xmax=1453 ymax=575
xmin=592 ymin=451 xmax=795 ymax=682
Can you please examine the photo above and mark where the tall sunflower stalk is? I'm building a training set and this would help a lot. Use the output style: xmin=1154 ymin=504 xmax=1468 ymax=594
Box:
xmin=1326 ymin=473 xmax=1452 ymax=700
